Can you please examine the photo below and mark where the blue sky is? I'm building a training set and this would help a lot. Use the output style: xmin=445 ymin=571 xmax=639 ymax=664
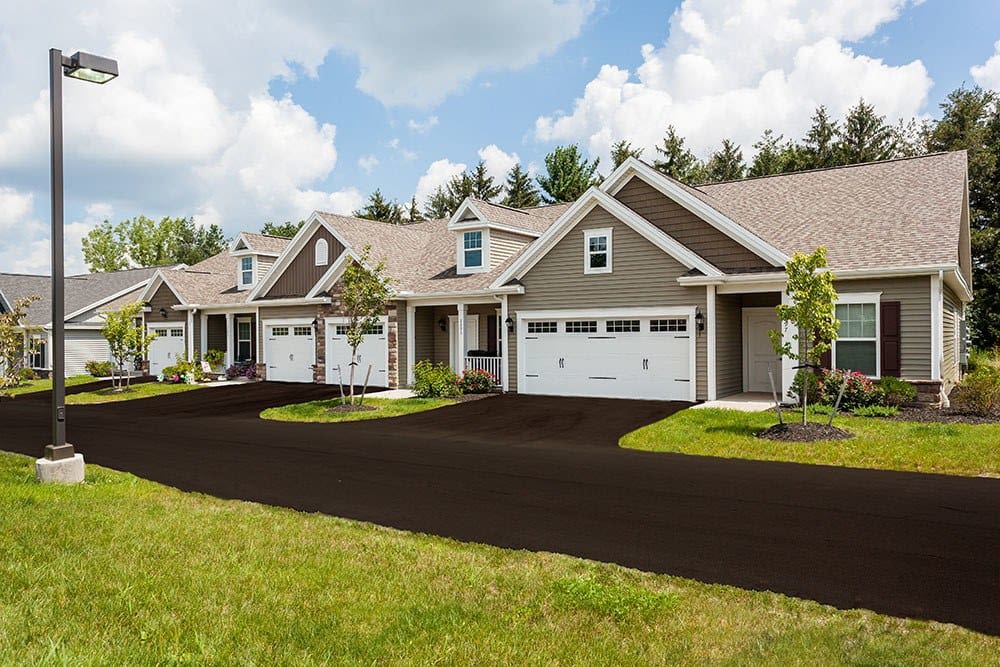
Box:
xmin=1 ymin=0 xmax=999 ymax=274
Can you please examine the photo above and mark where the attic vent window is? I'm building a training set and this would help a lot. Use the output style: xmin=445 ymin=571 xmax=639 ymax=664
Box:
xmin=315 ymin=238 xmax=329 ymax=266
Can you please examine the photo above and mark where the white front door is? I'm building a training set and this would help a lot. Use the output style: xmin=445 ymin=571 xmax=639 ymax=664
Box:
xmin=264 ymin=323 xmax=315 ymax=383
xmin=148 ymin=326 xmax=185 ymax=375
xmin=743 ymin=308 xmax=782 ymax=393
xmin=449 ymin=315 xmax=479 ymax=373
xmin=326 ymin=318 xmax=389 ymax=386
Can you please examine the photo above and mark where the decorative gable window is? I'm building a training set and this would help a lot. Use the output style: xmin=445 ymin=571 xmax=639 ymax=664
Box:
xmin=239 ymin=256 xmax=254 ymax=289
xmin=832 ymin=295 xmax=879 ymax=377
xmin=458 ymin=229 xmax=489 ymax=273
xmin=584 ymin=228 xmax=612 ymax=274
xmin=315 ymin=238 xmax=329 ymax=266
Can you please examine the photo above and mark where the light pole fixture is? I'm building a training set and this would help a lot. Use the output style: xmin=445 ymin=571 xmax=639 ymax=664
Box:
xmin=37 ymin=48 xmax=118 ymax=484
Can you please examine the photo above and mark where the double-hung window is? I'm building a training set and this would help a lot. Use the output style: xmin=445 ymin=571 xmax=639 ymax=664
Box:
xmin=240 ymin=256 xmax=254 ymax=287
xmin=584 ymin=228 xmax=612 ymax=274
xmin=463 ymin=231 xmax=483 ymax=270
xmin=833 ymin=300 xmax=878 ymax=376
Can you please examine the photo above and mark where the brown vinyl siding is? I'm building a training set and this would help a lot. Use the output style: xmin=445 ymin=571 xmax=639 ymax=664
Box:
xmin=715 ymin=294 xmax=743 ymax=396
xmin=147 ymin=283 xmax=185 ymax=322
xmin=508 ymin=205 xmax=709 ymax=398
xmin=206 ymin=315 xmax=227 ymax=353
xmin=834 ymin=276 xmax=931 ymax=379
xmin=264 ymin=228 xmax=345 ymax=299
xmin=942 ymin=284 xmax=962 ymax=388
xmin=614 ymin=177 xmax=773 ymax=272
xmin=490 ymin=230 xmax=532 ymax=270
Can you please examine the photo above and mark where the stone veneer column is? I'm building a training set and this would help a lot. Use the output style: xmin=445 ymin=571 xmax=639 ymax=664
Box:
xmin=386 ymin=302 xmax=398 ymax=389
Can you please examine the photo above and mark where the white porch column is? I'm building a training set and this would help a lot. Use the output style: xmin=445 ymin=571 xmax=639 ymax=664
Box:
xmin=500 ymin=294 xmax=509 ymax=392
xmin=199 ymin=312 xmax=208 ymax=358
xmin=456 ymin=303 xmax=467 ymax=374
xmin=780 ymin=289 xmax=796 ymax=401
xmin=225 ymin=312 xmax=234 ymax=368
xmin=406 ymin=305 xmax=416 ymax=386
xmin=706 ymin=285 xmax=717 ymax=401
xmin=930 ymin=272 xmax=943 ymax=381
xmin=187 ymin=309 xmax=196 ymax=361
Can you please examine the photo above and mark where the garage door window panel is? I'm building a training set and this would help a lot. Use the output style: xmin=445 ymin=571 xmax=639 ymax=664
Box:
xmin=651 ymin=319 xmax=687 ymax=332
xmin=583 ymin=228 xmax=612 ymax=274
xmin=565 ymin=320 xmax=597 ymax=333
xmin=606 ymin=320 xmax=640 ymax=333
xmin=527 ymin=321 xmax=557 ymax=334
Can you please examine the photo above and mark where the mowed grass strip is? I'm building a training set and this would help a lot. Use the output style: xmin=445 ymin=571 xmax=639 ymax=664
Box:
xmin=65 ymin=381 xmax=204 ymax=405
xmin=0 ymin=452 xmax=996 ymax=665
xmin=260 ymin=396 xmax=456 ymax=423
xmin=3 ymin=374 xmax=95 ymax=396
xmin=621 ymin=408 xmax=1000 ymax=477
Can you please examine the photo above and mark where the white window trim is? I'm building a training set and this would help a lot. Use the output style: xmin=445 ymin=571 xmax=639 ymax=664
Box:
xmin=238 ymin=255 xmax=256 ymax=290
xmin=583 ymin=228 xmax=613 ymax=275
xmin=315 ymin=238 xmax=329 ymax=266
xmin=236 ymin=316 xmax=253 ymax=361
xmin=457 ymin=228 xmax=490 ymax=274
xmin=832 ymin=292 xmax=881 ymax=378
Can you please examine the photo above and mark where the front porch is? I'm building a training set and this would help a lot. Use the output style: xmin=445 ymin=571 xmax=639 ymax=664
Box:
xmin=407 ymin=301 xmax=506 ymax=389
xmin=197 ymin=311 xmax=258 ymax=370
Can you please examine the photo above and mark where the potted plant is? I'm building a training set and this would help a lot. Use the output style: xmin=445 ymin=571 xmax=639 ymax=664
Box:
xmin=204 ymin=348 xmax=225 ymax=373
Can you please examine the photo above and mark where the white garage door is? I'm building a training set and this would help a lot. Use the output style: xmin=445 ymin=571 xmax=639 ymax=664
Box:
xmin=326 ymin=318 xmax=388 ymax=386
xmin=148 ymin=326 xmax=185 ymax=376
xmin=519 ymin=314 xmax=693 ymax=401
xmin=65 ymin=330 xmax=112 ymax=376
xmin=265 ymin=323 xmax=315 ymax=383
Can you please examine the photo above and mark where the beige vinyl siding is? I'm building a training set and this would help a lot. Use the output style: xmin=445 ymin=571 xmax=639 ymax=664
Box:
xmin=942 ymin=284 xmax=962 ymax=388
xmin=614 ymin=177 xmax=773 ymax=272
xmin=65 ymin=330 xmax=111 ymax=376
xmin=147 ymin=283 xmax=185 ymax=322
xmin=257 ymin=257 xmax=275 ymax=282
xmin=834 ymin=276 xmax=931 ymax=379
xmin=490 ymin=230 xmax=532 ymax=270
xmin=715 ymin=294 xmax=743 ymax=397
xmin=508 ymin=205 xmax=709 ymax=398
xmin=265 ymin=228 xmax=345 ymax=299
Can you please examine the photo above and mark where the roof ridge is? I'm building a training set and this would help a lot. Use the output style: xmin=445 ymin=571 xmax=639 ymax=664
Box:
xmin=698 ymin=150 xmax=965 ymax=188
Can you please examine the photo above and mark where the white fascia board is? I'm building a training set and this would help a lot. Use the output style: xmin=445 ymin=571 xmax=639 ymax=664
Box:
xmin=492 ymin=188 xmax=722 ymax=289
xmin=447 ymin=199 xmax=488 ymax=229
xmin=305 ymin=250 xmax=356 ymax=298
xmin=247 ymin=213 xmax=328 ymax=301
xmin=65 ymin=280 xmax=150 ymax=321
xmin=176 ymin=296 xmax=331 ymax=312
xmin=450 ymin=219 xmax=542 ymax=238
xmin=601 ymin=158 xmax=789 ymax=267
xmin=231 ymin=248 xmax=280 ymax=258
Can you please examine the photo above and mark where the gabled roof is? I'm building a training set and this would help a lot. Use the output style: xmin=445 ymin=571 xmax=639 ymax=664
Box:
xmin=0 ymin=266 xmax=168 ymax=326
xmin=144 ymin=251 xmax=251 ymax=306
xmin=697 ymin=151 xmax=968 ymax=271
xmin=231 ymin=232 xmax=289 ymax=255
xmin=449 ymin=198 xmax=571 ymax=236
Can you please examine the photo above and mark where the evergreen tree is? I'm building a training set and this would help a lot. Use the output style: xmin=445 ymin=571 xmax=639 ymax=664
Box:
xmin=423 ymin=186 xmax=454 ymax=219
xmin=610 ymin=140 xmax=644 ymax=168
xmin=801 ymin=106 xmax=840 ymax=169
xmin=470 ymin=160 xmax=503 ymax=201
xmin=704 ymin=139 xmax=745 ymax=182
xmin=354 ymin=189 xmax=403 ymax=224
xmin=835 ymin=99 xmax=898 ymax=165
xmin=502 ymin=163 xmax=541 ymax=208
xmin=652 ymin=126 xmax=705 ymax=184
xmin=536 ymin=145 xmax=602 ymax=203
xmin=749 ymin=129 xmax=803 ymax=177
xmin=261 ymin=220 xmax=305 ymax=238
xmin=446 ymin=171 xmax=475 ymax=206
xmin=406 ymin=196 xmax=425 ymax=222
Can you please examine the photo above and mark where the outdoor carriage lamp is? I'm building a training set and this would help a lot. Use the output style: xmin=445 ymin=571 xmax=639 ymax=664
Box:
xmin=63 ymin=51 xmax=118 ymax=84
xmin=505 ymin=316 xmax=514 ymax=332
xmin=159 ymin=307 xmax=168 ymax=318
xmin=437 ymin=317 xmax=447 ymax=331
xmin=695 ymin=311 xmax=705 ymax=332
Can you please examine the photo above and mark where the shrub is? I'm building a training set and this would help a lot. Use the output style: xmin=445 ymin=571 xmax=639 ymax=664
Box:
xmin=952 ymin=366 xmax=1000 ymax=416
xmin=84 ymin=360 xmax=115 ymax=377
xmin=161 ymin=357 xmax=204 ymax=384
xmin=18 ymin=367 xmax=38 ymax=382
xmin=225 ymin=363 xmax=258 ymax=380
xmin=852 ymin=405 xmax=898 ymax=417
xmin=413 ymin=360 xmax=460 ymax=398
xmin=204 ymin=348 xmax=225 ymax=367
xmin=788 ymin=369 xmax=820 ymax=406
xmin=966 ymin=347 xmax=1000 ymax=372
xmin=818 ymin=368 xmax=882 ymax=410
xmin=458 ymin=368 xmax=495 ymax=394
xmin=877 ymin=376 xmax=917 ymax=407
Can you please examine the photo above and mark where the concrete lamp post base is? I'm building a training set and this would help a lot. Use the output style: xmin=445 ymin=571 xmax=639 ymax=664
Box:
xmin=36 ymin=448 xmax=85 ymax=484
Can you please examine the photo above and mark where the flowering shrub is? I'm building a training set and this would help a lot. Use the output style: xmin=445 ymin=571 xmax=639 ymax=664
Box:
xmin=162 ymin=357 xmax=204 ymax=384
xmin=413 ymin=360 xmax=460 ymax=398
xmin=817 ymin=368 xmax=882 ymax=410
xmin=458 ymin=368 xmax=495 ymax=394
xmin=226 ymin=363 xmax=258 ymax=380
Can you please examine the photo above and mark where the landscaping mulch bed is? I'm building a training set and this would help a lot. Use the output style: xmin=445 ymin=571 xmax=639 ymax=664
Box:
xmin=888 ymin=407 xmax=1000 ymax=425
xmin=757 ymin=422 xmax=854 ymax=442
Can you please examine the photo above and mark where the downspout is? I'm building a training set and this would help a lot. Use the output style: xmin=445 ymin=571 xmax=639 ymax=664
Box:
xmin=494 ymin=293 xmax=509 ymax=392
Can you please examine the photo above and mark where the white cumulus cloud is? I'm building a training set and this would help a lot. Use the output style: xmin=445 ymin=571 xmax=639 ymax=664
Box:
xmin=408 ymin=116 xmax=440 ymax=133
xmin=971 ymin=40 xmax=1000 ymax=90
xmin=477 ymin=145 xmax=520 ymax=185
xmin=535 ymin=0 xmax=932 ymax=163
xmin=414 ymin=158 xmax=467 ymax=208
xmin=357 ymin=155 xmax=379 ymax=174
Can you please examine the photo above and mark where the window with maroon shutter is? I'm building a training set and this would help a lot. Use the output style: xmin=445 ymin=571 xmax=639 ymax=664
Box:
xmin=880 ymin=301 xmax=901 ymax=377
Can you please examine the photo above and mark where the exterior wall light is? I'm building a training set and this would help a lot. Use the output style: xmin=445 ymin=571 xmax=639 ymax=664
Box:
xmin=695 ymin=311 xmax=705 ymax=332
xmin=505 ymin=316 xmax=514 ymax=332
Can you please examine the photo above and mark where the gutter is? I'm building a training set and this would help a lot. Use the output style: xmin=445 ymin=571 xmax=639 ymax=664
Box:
xmin=677 ymin=263 xmax=965 ymax=287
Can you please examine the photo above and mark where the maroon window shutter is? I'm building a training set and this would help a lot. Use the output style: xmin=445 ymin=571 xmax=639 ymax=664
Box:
xmin=486 ymin=315 xmax=497 ymax=355
xmin=820 ymin=347 xmax=832 ymax=371
xmin=880 ymin=301 xmax=902 ymax=377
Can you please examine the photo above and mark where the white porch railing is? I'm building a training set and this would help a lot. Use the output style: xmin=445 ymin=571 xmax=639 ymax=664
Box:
xmin=463 ymin=356 xmax=502 ymax=385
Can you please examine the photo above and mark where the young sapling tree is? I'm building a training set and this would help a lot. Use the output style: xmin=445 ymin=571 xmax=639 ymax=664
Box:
xmin=339 ymin=246 xmax=393 ymax=405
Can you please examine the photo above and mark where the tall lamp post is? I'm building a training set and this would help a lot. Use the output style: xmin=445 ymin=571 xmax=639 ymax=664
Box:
xmin=36 ymin=48 xmax=118 ymax=484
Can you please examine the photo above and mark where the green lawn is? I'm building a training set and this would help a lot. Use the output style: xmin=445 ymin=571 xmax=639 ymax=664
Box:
xmin=3 ymin=374 xmax=95 ymax=396
xmin=64 ymin=381 xmax=205 ymax=405
xmin=261 ymin=396 xmax=457 ymax=423
xmin=0 ymin=452 xmax=995 ymax=664
xmin=621 ymin=408 xmax=1000 ymax=477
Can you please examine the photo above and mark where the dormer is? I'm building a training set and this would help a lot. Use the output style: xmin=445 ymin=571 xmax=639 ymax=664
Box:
xmin=229 ymin=232 xmax=284 ymax=290
xmin=447 ymin=199 xmax=541 ymax=274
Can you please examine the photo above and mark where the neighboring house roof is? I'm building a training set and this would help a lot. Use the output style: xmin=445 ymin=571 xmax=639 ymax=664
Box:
xmin=696 ymin=151 xmax=968 ymax=271
xmin=0 ymin=266 xmax=168 ymax=326
xmin=464 ymin=199 xmax=573 ymax=236
xmin=157 ymin=251 xmax=248 ymax=305
xmin=236 ymin=232 xmax=290 ymax=255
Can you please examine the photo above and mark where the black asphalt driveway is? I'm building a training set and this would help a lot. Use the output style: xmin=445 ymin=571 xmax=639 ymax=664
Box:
xmin=3 ymin=381 xmax=998 ymax=635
